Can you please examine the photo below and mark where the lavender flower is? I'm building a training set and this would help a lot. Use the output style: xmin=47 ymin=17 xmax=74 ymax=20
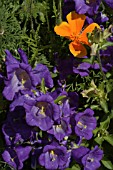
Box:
xmin=72 ymin=146 xmax=89 ymax=164
xmin=39 ymin=143 xmax=71 ymax=169
xmin=62 ymin=0 xmax=101 ymax=20
xmin=2 ymin=49 xmax=35 ymax=100
xmin=2 ymin=106 xmax=33 ymax=145
xmin=103 ymin=0 xmax=113 ymax=9
xmin=3 ymin=49 xmax=53 ymax=100
xmin=26 ymin=94 xmax=59 ymax=130
xmin=2 ymin=146 xmax=32 ymax=170
xmin=48 ymin=117 xmax=72 ymax=141
xmin=75 ymin=108 xmax=97 ymax=140
xmin=82 ymin=146 xmax=103 ymax=170
xmin=32 ymin=63 xmax=53 ymax=88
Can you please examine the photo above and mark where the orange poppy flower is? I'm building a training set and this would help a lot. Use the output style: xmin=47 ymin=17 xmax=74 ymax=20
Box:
xmin=54 ymin=11 xmax=100 ymax=58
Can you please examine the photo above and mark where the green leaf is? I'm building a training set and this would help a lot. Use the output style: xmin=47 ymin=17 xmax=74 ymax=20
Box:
xmin=66 ymin=164 xmax=81 ymax=170
xmin=100 ymin=116 xmax=110 ymax=129
xmin=101 ymin=42 xmax=113 ymax=50
xmin=94 ymin=137 xmax=104 ymax=145
xmin=106 ymin=79 xmax=113 ymax=93
xmin=54 ymin=95 xmax=67 ymax=104
xmin=41 ymin=78 xmax=46 ymax=94
xmin=100 ymin=99 xmax=109 ymax=113
xmin=103 ymin=135 xmax=113 ymax=146
xmin=102 ymin=157 xmax=113 ymax=169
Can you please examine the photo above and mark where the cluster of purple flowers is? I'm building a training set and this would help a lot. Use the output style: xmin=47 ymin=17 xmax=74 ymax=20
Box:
xmin=1 ymin=49 xmax=103 ymax=170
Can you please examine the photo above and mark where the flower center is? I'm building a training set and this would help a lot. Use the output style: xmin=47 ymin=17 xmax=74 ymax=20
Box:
xmin=50 ymin=150 xmax=57 ymax=161
xmin=70 ymin=33 xmax=80 ymax=42
xmin=87 ymin=157 xmax=94 ymax=162
xmin=86 ymin=0 xmax=96 ymax=4
xmin=36 ymin=102 xmax=48 ymax=116
xmin=15 ymin=68 xmax=31 ymax=89
xmin=77 ymin=121 xmax=87 ymax=129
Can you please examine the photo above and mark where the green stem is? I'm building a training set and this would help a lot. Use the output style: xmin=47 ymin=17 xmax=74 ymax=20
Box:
xmin=58 ymin=0 xmax=62 ymax=23
xmin=97 ymin=50 xmax=106 ymax=80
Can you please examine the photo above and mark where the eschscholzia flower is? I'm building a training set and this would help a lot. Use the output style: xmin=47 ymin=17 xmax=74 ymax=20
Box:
xmin=54 ymin=11 xmax=100 ymax=57
xmin=75 ymin=108 xmax=97 ymax=140
xmin=82 ymin=146 xmax=103 ymax=170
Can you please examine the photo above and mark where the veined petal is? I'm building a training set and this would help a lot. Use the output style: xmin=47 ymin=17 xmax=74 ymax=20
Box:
xmin=69 ymin=41 xmax=87 ymax=58
xmin=54 ymin=22 xmax=71 ymax=38
xmin=79 ymin=23 xmax=101 ymax=45
xmin=66 ymin=11 xmax=86 ymax=35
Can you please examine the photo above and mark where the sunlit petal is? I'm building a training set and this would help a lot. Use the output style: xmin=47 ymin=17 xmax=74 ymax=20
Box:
xmin=69 ymin=41 xmax=87 ymax=58
xmin=66 ymin=11 xmax=86 ymax=35
xmin=79 ymin=23 xmax=101 ymax=45
xmin=54 ymin=22 xmax=71 ymax=38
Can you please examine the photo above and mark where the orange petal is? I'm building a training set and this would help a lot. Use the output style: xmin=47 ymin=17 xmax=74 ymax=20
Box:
xmin=79 ymin=23 xmax=101 ymax=45
xmin=69 ymin=41 xmax=87 ymax=58
xmin=54 ymin=22 xmax=71 ymax=38
xmin=66 ymin=11 xmax=86 ymax=35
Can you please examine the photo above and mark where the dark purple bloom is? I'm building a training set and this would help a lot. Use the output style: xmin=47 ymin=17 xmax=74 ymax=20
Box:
xmin=75 ymin=108 xmax=97 ymax=140
xmin=2 ymin=107 xmax=33 ymax=145
xmin=3 ymin=49 xmax=53 ymax=100
xmin=73 ymin=61 xmax=91 ymax=77
xmin=2 ymin=49 xmax=35 ymax=100
xmin=10 ymin=93 xmax=60 ymax=131
xmin=32 ymin=63 xmax=53 ymax=88
xmin=25 ymin=94 xmax=60 ymax=131
xmin=39 ymin=143 xmax=71 ymax=169
xmin=48 ymin=97 xmax=73 ymax=141
xmin=94 ymin=12 xmax=109 ymax=24
xmin=55 ymin=55 xmax=74 ymax=80
xmin=48 ymin=117 xmax=72 ymax=141
xmin=103 ymin=0 xmax=113 ymax=9
xmin=72 ymin=146 xmax=89 ymax=164
xmin=31 ymin=147 xmax=43 ymax=169
xmin=2 ymin=146 xmax=32 ymax=170
xmin=63 ymin=0 xmax=101 ymax=20
xmin=50 ymin=87 xmax=79 ymax=111
xmin=55 ymin=54 xmax=92 ymax=78
xmin=82 ymin=146 xmax=103 ymax=170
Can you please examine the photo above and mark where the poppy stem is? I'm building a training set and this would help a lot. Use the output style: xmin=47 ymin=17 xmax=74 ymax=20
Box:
xmin=97 ymin=50 xmax=106 ymax=80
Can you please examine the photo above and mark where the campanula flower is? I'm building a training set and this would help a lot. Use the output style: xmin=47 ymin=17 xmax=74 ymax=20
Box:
xmin=39 ymin=143 xmax=71 ymax=169
xmin=103 ymin=0 xmax=113 ymax=9
xmin=54 ymin=11 xmax=100 ymax=57
xmin=75 ymin=108 xmax=97 ymax=140
xmin=3 ymin=49 xmax=53 ymax=101
xmin=82 ymin=146 xmax=103 ymax=170
xmin=63 ymin=0 xmax=101 ymax=19
xmin=2 ymin=146 xmax=32 ymax=170
xmin=72 ymin=146 xmax=89 ymax=164
xmin=2 ymin=106 xmax=33 ymax=145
